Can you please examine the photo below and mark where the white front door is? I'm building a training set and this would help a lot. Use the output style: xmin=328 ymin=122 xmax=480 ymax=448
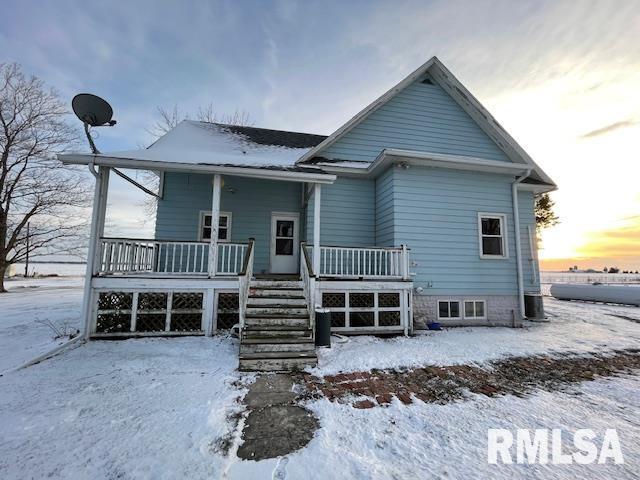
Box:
xmin=270 ymin=212 xmax=299 ymax=274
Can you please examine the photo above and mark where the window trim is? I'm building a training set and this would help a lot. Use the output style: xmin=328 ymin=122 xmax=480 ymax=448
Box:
xmin=437 ymin=300 xmax=461 ymax=320
xmin=463 ymin=299 xmax=487 ymax=320
xmin=198 ymin=211 xmax=232 ymax=242
xmin=477 ymin=212 xmax=508 ymax=259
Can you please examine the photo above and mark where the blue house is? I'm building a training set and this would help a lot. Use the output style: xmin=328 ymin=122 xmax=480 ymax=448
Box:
xmin=61 ymin=57 xmax=555 ymax=371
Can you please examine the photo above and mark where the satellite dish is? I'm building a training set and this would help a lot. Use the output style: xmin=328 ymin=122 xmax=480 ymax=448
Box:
xmin=72 ymin=93 xmax=116 ymax=127
xmin=72 ymin=93 xmax=117 ymax=154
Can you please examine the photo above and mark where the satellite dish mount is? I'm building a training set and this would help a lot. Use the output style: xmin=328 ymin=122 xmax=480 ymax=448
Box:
xmin=72 ymin=93 xmax=117 ymax=154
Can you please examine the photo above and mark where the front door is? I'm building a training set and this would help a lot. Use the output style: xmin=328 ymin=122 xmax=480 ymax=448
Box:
xmin=270 ymin=212 xmax=299 ymax=274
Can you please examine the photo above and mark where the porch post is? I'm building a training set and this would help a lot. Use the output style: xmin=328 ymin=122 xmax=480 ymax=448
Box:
xmin=81 ymin=165 xmax=110 ymax=340
xmin=208 ymin=174 xmax=222 ymax=277
xmin=312 ymin=183 xmax=321 ymax=275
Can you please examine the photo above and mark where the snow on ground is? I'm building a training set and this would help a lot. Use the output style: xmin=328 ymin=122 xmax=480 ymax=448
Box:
xmin=0 ymin=276 xmax=84 ymax=371
xmin=229 ymin=375 xmax=640 ymax=479
xmin=310 ymin=298 xmax=640 ymax=376
xmin=1 ymin=280 xmax=639 ymax=479
xmin=0 ymin=337 xmax=244 ymax=480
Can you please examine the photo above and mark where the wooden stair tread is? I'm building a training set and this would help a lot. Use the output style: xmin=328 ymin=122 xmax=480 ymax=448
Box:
xmin=239 ymin=351 xmax=317 ymax=360
xmin=241 ymin=336 xmax=314 ymax=344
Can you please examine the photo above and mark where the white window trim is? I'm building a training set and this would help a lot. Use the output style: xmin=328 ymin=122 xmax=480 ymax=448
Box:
xmin=478 ymin=212 xmax=508 ymax=259
xmin=437 ymin=299 xmax=461 ymax=320
xmin=463 ymin=299 xmax=487 ymax=320
xmin=199 ymin=210 xmax=232 ymax=242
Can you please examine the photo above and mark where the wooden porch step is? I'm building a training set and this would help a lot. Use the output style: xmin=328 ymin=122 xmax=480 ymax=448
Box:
xmin=240 ymin=340 xmax=315 ymax=354
xmin=250 ymin=280 xmax=303 ymax=289
xmin=245 ymin=317 xmax=309 ymax=328
xmin=245 ymin=312 xmax=309 ymax=319
xmin=238 ymin=352 xmax=317 ymax=372
xmin=246 ymin=296 xmax=306 ymax=305
xmin=249 ymin=289 xmax=304 ymax=299
xmin=246 ymin=306 xmax=308 ymax=316
xmin=243 ymin=327 xmax=313 ymax=339
xmin=241 ymin=336 xmax=314 ymax=344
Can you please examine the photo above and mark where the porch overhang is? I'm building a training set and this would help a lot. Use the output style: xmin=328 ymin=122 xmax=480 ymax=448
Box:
xmin=59 ymin=152 xmax=337 ymax=184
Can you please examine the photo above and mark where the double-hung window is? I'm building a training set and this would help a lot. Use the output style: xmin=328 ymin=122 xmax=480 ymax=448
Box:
xmin=199 ymin=211 xmax=232 ymax=242
xmin=478 ymin=213 xmax=507 ymax=258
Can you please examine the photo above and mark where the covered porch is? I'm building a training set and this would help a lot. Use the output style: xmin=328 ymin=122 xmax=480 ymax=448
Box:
xmin=80 ymin=165 xmax=412 ymax=339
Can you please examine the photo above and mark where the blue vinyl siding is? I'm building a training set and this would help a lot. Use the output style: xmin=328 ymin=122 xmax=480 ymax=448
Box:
xmin=305 ymin=178 xmax=375 ymax=247
xmin=375 ymin=167 xmax=395 ymax=246
xmin=322 ymin=80 xmax=510 ymax=163
xmin=155 ymin=173 xmax=302 ymax=273
xmin=518 ymin=190 xmax=541 ymax=293
xmin=322 ymin=178 xmax=375 ymax=246
xmin=389 ymin=166 xmax=518 ymax=295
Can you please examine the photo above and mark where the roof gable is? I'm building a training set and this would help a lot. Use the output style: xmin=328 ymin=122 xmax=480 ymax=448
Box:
xmin=298 ymin=57 xmax=555 ymax=186
xmin=320 ymin=74 xmax=511 ymax=163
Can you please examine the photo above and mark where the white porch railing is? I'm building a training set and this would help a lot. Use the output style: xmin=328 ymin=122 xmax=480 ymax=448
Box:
xmin=300 ymin=242 xmax=316 ymax=339
xmin=238 ymin=239 xmax=255 ymax=334
xmin=99 ymin=238 xmax=249 ymax=276
xmin=307 ymin=245 xmax=410 ymax=279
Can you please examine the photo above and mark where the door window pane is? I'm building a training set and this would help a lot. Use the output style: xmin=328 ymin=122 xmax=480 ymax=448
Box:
xmin=277 ymin=220 xmax=294 ymax=238
xmin=275 ymin=238 xmax=293 ymax=255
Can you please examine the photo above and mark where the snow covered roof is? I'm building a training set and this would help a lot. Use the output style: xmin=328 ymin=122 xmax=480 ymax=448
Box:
xmin=106 ymin=120 xmax=326 ymax=169
xmin=59 ymin=120 xmax=337 ymax=183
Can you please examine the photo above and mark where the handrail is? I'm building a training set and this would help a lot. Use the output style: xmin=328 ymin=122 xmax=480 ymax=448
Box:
xmin=301 ymin=241 xmax=315 ymax=278
xmin=101 ymin=236 xmax=250 ymax=245
xmin=237 ymin=238 xmax=255 ymax=336
xmin=300 ymin=242 xmax=316 ymax=341
xmin=312 ymin=244 xmax=410 ymax=279
xmin=98 ymin=238 xmax=249 ymax=276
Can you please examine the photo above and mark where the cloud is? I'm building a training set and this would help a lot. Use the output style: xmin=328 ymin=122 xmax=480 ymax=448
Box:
xmin=574 ymin=216 xmax=640 ymax=266
xmin=581 ymin=119 xmax=639 ymax=138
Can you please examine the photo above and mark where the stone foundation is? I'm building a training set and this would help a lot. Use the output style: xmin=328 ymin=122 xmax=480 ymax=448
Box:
xmin=413 ymin=294 xmax=521 ymax=329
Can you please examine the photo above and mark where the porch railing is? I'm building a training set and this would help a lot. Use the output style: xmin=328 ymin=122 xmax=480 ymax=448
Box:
xmin=237 ymin=238 xmax=255 ymax=334
xmin=306 ymin=244 xmax=410 ymax=279
xmin=99 ymin=238 xmax=249 ymax=276
xmin=300 ymin=242 xmax=316 ymax=339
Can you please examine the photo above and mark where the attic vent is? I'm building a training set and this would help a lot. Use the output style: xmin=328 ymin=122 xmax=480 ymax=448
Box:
xmin=421 ymin=77 xmax=434 ymax=85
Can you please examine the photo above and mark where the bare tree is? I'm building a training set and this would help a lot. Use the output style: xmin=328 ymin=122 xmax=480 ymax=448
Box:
xmin=0 ymin=63 xmax=89 ymax=292
xmin=147 ymin=102 xmax=253 ymax=137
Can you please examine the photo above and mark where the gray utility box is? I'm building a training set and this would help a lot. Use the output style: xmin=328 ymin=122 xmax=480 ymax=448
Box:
xmin=524 ymin=294 xmax=545 ymax=320
xmin=315 ymin=308 xmax=331 ymax=347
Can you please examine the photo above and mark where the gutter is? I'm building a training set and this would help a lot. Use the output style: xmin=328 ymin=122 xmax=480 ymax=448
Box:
xmin=512 ymin=168 xmax=533 ymax=320
xmin=60 ymin=153 xmax=337 ymax=184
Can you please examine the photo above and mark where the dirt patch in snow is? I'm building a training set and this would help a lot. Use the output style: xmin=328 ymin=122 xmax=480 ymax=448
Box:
xmin=301 ymin=349 xmax=640 ymax=408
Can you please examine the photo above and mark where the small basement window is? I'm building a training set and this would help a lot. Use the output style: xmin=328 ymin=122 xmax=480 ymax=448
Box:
xmin=464 ymin=300 xmax=486 ymax=319
xmin=438 ymin=300 xmax=461 ymax=319
xmin=199 ymin=211 xmax=232 ymax=242
xmin=478 ymin=213 xmax=507 ymax=258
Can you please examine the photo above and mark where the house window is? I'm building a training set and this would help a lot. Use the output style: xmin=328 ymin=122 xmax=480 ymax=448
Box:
xmin=437 ymin=300 xmax=460 ymax=319
xmin=199 ymin=212 xmax=231 ymax=242
xmin=464 ymin=300 xmax=486 ymax=319
xmin=478 ymin=213 xmax=507 ymax=258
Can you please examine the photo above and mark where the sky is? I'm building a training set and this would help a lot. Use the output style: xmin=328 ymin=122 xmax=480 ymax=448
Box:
xmin=2 ymin=0 xmax=639 ymax=271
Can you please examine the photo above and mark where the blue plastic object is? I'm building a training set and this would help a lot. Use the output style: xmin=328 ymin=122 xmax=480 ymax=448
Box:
xmin=427 ymin=322 xmax=442 ymax=331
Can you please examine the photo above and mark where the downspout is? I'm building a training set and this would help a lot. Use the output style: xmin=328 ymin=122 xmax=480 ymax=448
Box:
xmin=512 ymin=168 xmax=532 ymax=320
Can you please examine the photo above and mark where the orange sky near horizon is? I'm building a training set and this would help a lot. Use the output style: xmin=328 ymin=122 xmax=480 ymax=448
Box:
xmin=486 ymin=61 xmax=640 ymax=272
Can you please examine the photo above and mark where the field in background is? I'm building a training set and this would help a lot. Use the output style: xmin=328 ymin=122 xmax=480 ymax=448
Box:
xmin=11 ymin=263 xmax=85 ymax=277
xmin=540 ymin=271 xmax=640 ymax=296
